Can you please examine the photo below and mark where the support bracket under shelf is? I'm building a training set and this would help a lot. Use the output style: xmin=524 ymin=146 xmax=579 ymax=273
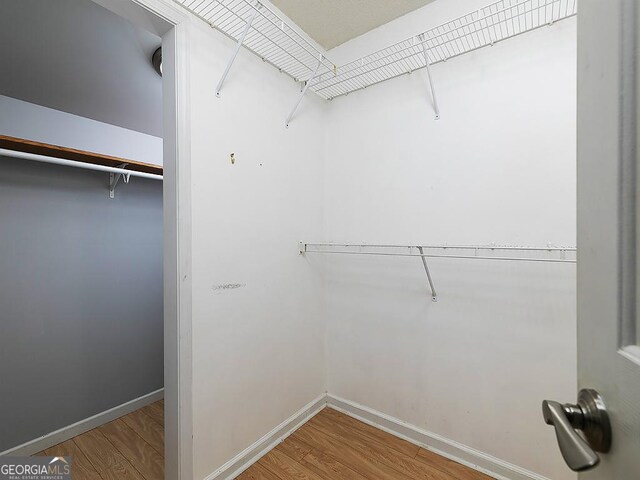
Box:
xmin=299 ymin=242 xmax=437 ymax=301
xmin=300 ymin=242 xmax=577 ymax=302
xmin=216 ymin=2 xmax=260 ymax=98
xmin=419 ymin=35 xmax=440 ymax=120
xmin=417 ymin=246 xmax=438 ymax=302
xmin=109 ymin=163 xmax=130 ymax=198
xmin=286 ymin=56 xmax=323 ymax=127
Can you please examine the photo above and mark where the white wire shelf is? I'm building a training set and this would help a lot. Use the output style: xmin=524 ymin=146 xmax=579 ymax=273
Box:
xmin=173 ymin=0 xmax=577 ymax=119
xmin=174 ymin=0 xmax=335 ymax=83
xmin=301 ymin=243 xmax=577 ymax=263
xmin=309 ymin=0 xmax=577 ymax=100
xmin=300 ymin=242 xmax=577 ymax=302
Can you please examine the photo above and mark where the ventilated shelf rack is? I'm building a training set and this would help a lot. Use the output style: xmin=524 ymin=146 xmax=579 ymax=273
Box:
xmin=172 ymin=0 xmax=576 ymax=122
xmin=300 ymin=242 xmax=577 ymax=302
xmin=174 ymin=0 xmax=335 ymax=84
xmin=309 ymin=0 xmax=577 ymax=100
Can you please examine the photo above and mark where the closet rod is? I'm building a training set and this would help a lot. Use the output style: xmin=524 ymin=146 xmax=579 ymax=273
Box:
xmin=0 ymin=148 xmax=163 ymax=181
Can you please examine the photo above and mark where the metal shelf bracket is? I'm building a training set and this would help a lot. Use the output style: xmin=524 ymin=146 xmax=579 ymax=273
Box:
xmin=286 ymin=56 xmax=323 ymax=127
xmin=300 ymin=242 xmax=577 ymax=302
xmin=417 ymin=246 xmax=438 ymax=301
xmin=216 ymin=2 xmax=261 ymax=98
xmin=419 ymin=35 xmax=440 ymax=120
xmin=109 ymin=163 xmax=130 ymax=199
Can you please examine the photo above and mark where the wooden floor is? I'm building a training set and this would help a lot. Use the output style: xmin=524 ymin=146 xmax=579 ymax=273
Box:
xmin=238 ymin=408 xmax=494 ymax=480
xmin=34 ymin=403 xmax=493 ymax=480
xmin=34 ymin=400 xmax=164 ymax=480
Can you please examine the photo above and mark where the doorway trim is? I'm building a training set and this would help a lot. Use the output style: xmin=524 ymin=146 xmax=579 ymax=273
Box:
xmin=89 ymin=1 xmax=193 ymax=478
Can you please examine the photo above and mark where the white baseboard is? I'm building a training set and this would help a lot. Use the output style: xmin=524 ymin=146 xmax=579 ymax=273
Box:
xmin=326 ymin=394 xmax=551 ymax=480
xmin=205 ymin=394 xmax=327 ymax=480
xmin=1 ymin=388 xmax=164 ymax=456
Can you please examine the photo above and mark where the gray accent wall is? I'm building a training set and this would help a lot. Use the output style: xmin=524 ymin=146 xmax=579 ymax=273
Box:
xmin=0 ymin=155 xmax=163 ymax=452
xmin=0 ymin=0 xmax=162 ymax=137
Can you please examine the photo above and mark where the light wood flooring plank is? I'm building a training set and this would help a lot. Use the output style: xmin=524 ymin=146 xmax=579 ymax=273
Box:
xmin=140 ymin=402 xmax=164 ymax=427
xmin=416 ymin=449 xmax=494 ymax=480
xmin=259 ymin=448 xmax=324 ymax=480
xmin=275 ymin=435 xmax=313 ymax=462
xmin=121 ymin=409 xmax=165 ymax=456
xmin=292 ymin=424 xmax=414 ymax=480
xmin=307 ymin=415 xmax=452 ymax=480
xmin=300 ymin=449 xmax=369 ymax=480
xmin=275 ymin=430 xmax=368 ymax=480
xmin=43 ymin=439 xmax=102 ymax=480
xmin=318 ymin=409 xmax=420 ymax=459
xmin=73 ymin=428 xmax=146 ymax=480
xmin=99 ymin=418 xmax=164 ymax=480
xmin=236 ymin=462 xmax=283 ymax=480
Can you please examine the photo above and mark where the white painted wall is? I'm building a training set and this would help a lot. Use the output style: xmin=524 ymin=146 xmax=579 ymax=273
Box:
xmin=0 ymin=95 xmax=163 ymax=166
xmin=185 ymin=17 xmax=327 ymax=479
xmin=143 ymin=1 xmax=576 ymax=478
xmin=0 ymin=0 xmax=163 ymax=137
xmin=321 ymin=6 xmax=577 ymax=480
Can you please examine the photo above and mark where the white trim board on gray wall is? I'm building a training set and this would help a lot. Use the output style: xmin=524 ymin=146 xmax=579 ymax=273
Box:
xmin=0 ymin=388 xmax=164 ymax=457
xmin=203 ymin=392 xmax=552 ymax=480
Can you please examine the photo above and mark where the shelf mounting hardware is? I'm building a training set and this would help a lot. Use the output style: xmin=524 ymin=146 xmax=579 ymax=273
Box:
xmin=286 ymin=56 xmax=323 ymax=127
xmin=300 ymin=242 xmax=576 ymax=301
xmin=419 ymin=35 xmax=440 ymax=120
xmin=216 ymin=2 xmax=261 ymax=98
xmin=109 ymin=163 xmax=130 ymax=199
xmin=417 ymin=246 xmax=438 ymax=302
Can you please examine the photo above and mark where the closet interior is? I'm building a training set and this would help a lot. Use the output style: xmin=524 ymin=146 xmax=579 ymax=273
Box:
xmin=0 ymin=0 xmax=579 ymax=479
xmin=181 ymin=0 xmax=578 ymax=478
xmin=0 ymin=0 xmax=166 ymax=477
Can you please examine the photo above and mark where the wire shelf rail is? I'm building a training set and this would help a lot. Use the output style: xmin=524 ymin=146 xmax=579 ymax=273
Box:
xmin=300 ymin=242 xmax=577 ymax=302
xmin=302 ymin=242 xmax=576 ymax=262
xmin=309 ymin=0 xmax=577 ymax=100
xmin=174 ymin=0 xmax=335 ymax=84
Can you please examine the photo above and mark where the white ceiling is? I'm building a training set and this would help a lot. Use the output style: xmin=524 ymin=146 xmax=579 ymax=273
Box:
xmin=0 ymin=0 xmax=162 ymax=137
xmin=270 ymin=0 xmax=435 ymax=50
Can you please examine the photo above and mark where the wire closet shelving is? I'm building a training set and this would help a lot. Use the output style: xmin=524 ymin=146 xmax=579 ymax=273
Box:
xmin=300 ymin=243 xmax=576 ymax=302
xmin=174 ymin=0 xmax=577 ymax=97
xmin=173 ymin=0 xmax=576 ymax=121
xmin=174 ymin=0 xmax=335 ymax=84
xmin=309 ymin=0 xmax=577 ymax=100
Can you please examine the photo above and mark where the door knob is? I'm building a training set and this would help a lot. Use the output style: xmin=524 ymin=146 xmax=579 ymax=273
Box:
xmin=542 ymin=389 xmax=611 ymax=472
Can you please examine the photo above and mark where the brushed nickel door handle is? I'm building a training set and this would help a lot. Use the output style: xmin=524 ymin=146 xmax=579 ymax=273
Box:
xmin=542 ymin=389 xmax=612 ymax=472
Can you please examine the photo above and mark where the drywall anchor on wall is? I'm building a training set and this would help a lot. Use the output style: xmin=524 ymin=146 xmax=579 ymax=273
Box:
xmin=109 ymin=163 xmax=130 ymax=199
